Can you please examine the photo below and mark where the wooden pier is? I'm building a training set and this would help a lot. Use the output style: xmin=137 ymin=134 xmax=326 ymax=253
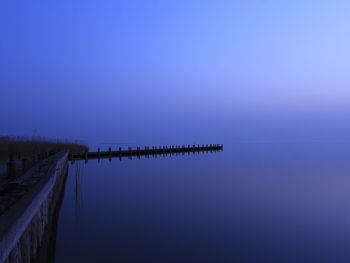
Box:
xmin=69 ymin=144 xmax=223 ymax=161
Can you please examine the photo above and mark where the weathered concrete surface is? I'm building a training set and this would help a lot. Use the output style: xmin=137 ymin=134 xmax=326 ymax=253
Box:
xmin=0 ymin=151 xmax=68 ymax=263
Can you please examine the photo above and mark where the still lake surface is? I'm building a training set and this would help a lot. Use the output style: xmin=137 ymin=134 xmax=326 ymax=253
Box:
xmin=55 ymin=141 xmax=350 ymax=263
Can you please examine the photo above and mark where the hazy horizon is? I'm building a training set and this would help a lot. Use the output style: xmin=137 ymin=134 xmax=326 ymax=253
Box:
xmin=1 ymin=1 xmax=350 ymax=147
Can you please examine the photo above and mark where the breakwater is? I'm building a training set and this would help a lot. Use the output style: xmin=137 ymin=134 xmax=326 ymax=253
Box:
xmin=70 ymin=144 xmax=223 ymax=161
xmin=0 ymin=152 xmax=68 ymax=263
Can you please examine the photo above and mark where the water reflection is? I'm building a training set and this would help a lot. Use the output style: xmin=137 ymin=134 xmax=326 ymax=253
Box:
xmin=74 ymin=162 xmax=82 ymax=223
xmin=55 ymin=142 xmax=350 ymax=263
xmin=71 ymin=147 xmax=222 ymax=164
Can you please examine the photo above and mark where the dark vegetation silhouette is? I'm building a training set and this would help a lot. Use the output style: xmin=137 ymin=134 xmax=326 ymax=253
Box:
xmin=0 ymin=136 xmax=88 ymax=162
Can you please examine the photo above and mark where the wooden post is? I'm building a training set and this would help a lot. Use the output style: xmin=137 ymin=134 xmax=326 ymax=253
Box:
xmin=21 ymin=158 xmax=27 ymax=172
xmin=109 ymin=147 xmax=112 ymax=158
xmin=128 ymin=147 xmax=132 ymax=160
xmin=7 ymin=154 xmax=16 ymax=178
xmin=32 ymin=152 xmax=36 ymax=165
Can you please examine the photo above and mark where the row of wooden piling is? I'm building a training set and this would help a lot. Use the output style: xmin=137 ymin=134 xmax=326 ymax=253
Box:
xmin=69 ymin=144 xmax=223 ymax=162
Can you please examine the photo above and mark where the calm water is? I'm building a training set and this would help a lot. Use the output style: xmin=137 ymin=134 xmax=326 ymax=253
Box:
xmin=55 ymin=141 xmax=350 ymax=263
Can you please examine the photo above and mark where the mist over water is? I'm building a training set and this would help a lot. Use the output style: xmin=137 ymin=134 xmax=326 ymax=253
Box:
xmin=55 ymin=137 xmax=350 ymax=263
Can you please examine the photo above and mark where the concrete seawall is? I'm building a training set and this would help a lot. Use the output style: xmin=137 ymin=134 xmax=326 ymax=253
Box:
xmin=0 ymin=151 xmax=69 ymax=263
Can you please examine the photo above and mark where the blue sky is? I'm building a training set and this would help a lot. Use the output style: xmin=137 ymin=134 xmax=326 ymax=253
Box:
xmin=1 ymin=1 xmax=350 ymax=145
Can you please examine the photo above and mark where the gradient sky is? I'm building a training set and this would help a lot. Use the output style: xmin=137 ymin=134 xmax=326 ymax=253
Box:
xmin=1 ymin=1 xmax=350 ymax=146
